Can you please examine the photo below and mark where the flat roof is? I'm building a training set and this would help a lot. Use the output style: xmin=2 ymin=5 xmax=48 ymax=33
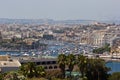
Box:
xmin=0 ymin=59 xmax=21 ymax=67
xmin=0 ymin=55 xmax=10 ymax=61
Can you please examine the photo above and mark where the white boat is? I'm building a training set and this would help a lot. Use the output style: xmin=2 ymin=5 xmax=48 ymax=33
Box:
xmin=22 ymin=53 xmax=29 ymax=56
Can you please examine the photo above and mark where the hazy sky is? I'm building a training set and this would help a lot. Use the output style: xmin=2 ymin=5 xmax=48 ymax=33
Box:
xmin=0 ymin=0 xmax=120 ymax=20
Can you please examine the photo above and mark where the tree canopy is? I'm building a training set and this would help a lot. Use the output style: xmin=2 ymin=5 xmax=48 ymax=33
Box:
xmin=93 ymin=43 xmax=111 ymax=54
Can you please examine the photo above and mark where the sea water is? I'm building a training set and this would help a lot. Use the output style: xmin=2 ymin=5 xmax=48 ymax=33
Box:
xmin=106 ymin=61 xmax=120 ymax=73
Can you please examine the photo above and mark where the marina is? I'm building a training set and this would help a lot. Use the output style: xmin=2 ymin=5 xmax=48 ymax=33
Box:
xmin=0 ymin=40 xmax=120 ymax=74
xmin=0 ymin=41 xmax=94 ymax=57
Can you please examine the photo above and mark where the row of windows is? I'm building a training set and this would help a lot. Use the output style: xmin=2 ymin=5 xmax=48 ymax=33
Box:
xmin=36 ymin=61 xmax=56 ymax=65
xmin=21 ymin=61 xmax=57 ymax=65
xmin=21 ymin=61 xmax=59 ymax=70
xmin=44 ymin=65 xmax=58 ymax=69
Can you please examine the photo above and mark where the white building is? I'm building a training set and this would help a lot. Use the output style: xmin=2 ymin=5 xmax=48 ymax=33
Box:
xmin=0 ymin=55 xmax=21 ymax=73
xmin=91 ymin=30 xmax=106 ymax=47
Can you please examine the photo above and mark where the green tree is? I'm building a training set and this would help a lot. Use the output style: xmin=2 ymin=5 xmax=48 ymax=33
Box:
xmin=20 ymin=62 xmax=36 ymax=78
xmin=104 ymin=43 xmax=111 ymax=52
xmin=57 ymin=54 xmax=66 ymax=78
xmin=85 ymin=58 xmax=110 ymax=80
xmin=3 ymin=71 xmax=24 ymax=80
xmin=45 ymin=70 xmax=62 ymax=79
xmin=0 ymin=73 xmax=4 ymax=80
xmin=93 ymin=43 xmax=111 ymax=54
xmin=20 ymin=62 xmax=45 ymax=78
xmin=66 ymin=54 xmax=76 ymax=78
xmin=109 ymin=72 xmax=120 ymax=80
xmin=77 ymin=55 xmax=87 ymax=78
xmin=35 ymin=66 xmax=45 ymax=77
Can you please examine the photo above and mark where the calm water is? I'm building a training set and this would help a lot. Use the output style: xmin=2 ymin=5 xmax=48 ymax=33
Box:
xmin=106 ymin=62 xmax=120 ymax=73
xmin=0 ymin=51 xmax=21 ymax=55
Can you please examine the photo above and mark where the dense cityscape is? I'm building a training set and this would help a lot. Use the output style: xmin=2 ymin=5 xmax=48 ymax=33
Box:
xmin=0 ymin=19 xmax=119 ymax=80
xmin=0 ymin=19 xmax=119 ymax=53
xmin=0 ymin=0 xmax=120 ymax=80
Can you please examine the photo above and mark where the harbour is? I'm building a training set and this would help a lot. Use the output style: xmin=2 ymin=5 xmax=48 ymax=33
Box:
xmin=0 ymin=50 xmax=120 ymax=74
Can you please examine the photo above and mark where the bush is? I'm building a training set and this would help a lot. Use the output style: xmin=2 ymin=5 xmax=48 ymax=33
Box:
xmin=109 ymin=72 xmax=120 ymax=80
xmin=45 ymin=70 xmax=62 ymax=79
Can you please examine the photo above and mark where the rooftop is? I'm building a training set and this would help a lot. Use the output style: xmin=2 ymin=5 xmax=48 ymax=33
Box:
xmin=0 ymin=55 xmax=10 ymax=61
xmin=0 ymin=55 xmax=21 ymax=67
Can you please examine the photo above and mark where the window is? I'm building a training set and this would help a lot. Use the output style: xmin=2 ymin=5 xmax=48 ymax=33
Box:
xmin=42 ymin=61 xmax=46 ymax=65
xmin=54 ymin=66 xmax=58 ymax=69
xmin=36 ymin=62 xmax=41 ymax=65
xmin=49 ymin=66 xmax=53 ymax=69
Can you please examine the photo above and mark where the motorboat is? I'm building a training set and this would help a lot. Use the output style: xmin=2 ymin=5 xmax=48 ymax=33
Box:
xmin=22 ymin=52 xmax=29 ymax=56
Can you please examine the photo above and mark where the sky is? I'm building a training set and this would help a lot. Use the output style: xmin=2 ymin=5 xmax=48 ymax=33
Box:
xmin=0 ymin=0 xmax=120 ymax=20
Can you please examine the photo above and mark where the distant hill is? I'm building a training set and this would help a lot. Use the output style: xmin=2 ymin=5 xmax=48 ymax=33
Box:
xmin=99 ymin=20 xmax=120 ymax=25
xmin=0 ymin=18 xmax=119 ymax=24
xmin=0 ymin=18 xmax=94 ymax=24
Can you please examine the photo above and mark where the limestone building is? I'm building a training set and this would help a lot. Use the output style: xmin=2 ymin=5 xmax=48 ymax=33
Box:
xmin=0 ymin=55 xmax=21 ymax=73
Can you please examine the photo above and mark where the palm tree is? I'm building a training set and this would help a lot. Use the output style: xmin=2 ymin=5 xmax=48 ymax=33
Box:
xmin=35 ymin=66 xmax=45 ymax=77
xmin=20 ymin=64 xmax=28 ymax=77
xmin=27 ymin=62 xmax=36 ymax=78
xmin=85 ymin=58 xmax=110 ymax=80
xmin=77 ymin=55 xmax=87 ymax=78
xmin=0 ymin=73 xmax=4 ymax=80
xmin=20 ymin=62 xmax=46 ymax=78
xmin=20 ymin=62 xmax=36 ymax=78
xmin=57 ymin=54 xmax=66 ymax=78
xmin=66 ymin=54 xmax=76 ymax=78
